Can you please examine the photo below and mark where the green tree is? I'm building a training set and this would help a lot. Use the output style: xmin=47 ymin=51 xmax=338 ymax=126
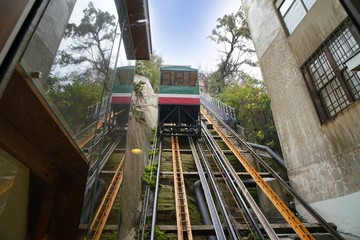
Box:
xmin=136 ymin=53 xmax=163 ymax=92
xmin=45 ymin=74 xmax=102 ymax=132
xmin=208 ymin=7 xmax=256 ymax=92
xmin=47 ymin=2 xmax=117 ymax=132
xmin=58 ymin=2 xmax=117 ymax=82
xmin=218 ymin=74 xmax=281 ymax=154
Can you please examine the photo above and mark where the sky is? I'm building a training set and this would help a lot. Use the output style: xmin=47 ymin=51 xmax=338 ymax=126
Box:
xmin=148 ymin=0 xmax=241 ymax=71
xmin=69 ymin=0 xmax=242 ymax=72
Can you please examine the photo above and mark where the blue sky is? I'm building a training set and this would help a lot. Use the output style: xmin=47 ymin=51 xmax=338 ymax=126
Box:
xmin=70 ymin=0 xmax=241 ymax=71
xmin=148 ymin=0 xmax=241 ymax=71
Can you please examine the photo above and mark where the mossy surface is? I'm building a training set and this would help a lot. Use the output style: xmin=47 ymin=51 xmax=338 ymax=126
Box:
xmin=181 ymin=154 xmax=196 ymax=172
xmin=158 ymin=184 xmax=175 ymax=212
xmin=160 ymin=152 xmax=173 ymax=172
xmin=227 ymin=154 xmax=245 ymax=172
xmin=216 ymin=140 xmax=230 ymax=150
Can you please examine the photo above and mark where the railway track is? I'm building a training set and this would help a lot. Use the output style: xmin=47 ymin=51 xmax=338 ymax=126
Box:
xmin=202 ymin=109 xmax=316 ymax=240
xmin=172 ymin=136 xmax=193 ymax=239
xmin=140 ymin=104 xmax=343 ymax=240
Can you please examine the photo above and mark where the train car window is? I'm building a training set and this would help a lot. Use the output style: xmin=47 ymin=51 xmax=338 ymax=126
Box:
xmin=117 ymin=68 xmax=134 ymax=85
xmin=161 ymin=71 xmax=172 ymax=85
xmin=187 ymin=72 xmax=197 ymax=86
xmin=175 ymin=72 xmax=185 ymax=86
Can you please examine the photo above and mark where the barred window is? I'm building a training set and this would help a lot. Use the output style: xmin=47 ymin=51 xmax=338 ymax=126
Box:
xmin=301 ymin=19 xmax=360 ymax=123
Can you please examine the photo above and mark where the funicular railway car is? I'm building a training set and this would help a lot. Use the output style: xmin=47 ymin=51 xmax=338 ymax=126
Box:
xmin=158 ymin=66 xmax=201 ymax=137
xmin=111 ymin=66 xmax=135 ymax=127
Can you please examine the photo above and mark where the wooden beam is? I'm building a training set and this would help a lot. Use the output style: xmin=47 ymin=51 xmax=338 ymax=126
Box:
xmin=0 ymin=115 xmax=56 ymax=182
xmin=0 ymin=67 xmax=88 ymax=181
xmin=0 ymin=66 xmax=88 ymax=239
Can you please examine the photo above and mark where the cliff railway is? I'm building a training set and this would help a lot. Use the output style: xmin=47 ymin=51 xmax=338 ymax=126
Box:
xmin=136 ymin=101 xmax=344 ymax=240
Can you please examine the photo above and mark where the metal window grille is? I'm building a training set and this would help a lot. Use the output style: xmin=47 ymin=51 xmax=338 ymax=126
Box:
xmin=302 ymin=19 xmax=360 ymax=122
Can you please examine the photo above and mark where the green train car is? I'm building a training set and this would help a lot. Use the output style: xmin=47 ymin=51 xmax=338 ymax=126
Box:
xmin=158 ymin=66 xmax=201 ymax=137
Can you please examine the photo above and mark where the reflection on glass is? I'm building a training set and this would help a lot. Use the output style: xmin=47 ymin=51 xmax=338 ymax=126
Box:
xmin=0 ymin=148 xmax=29 ymax=239
xmin=303 ymin=0 xmax=316 ymax=10
xmin=283 ymin=0 xmax=306 ymax=33
xmin=280 ymin=0 xmax=294 ymax=15
xmin=16 ymin=0 xmax=137 ymax=238
xmin=111 ymin=66 xmax=135 ymax=128
xmin=19 ymin=0 xmax=122 ymax=158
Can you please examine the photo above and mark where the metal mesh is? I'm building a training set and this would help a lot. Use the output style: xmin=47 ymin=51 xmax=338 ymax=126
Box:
xmin=303 ymin=19 xmax=360 ymax=119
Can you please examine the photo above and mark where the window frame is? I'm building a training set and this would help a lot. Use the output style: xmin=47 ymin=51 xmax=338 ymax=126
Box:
xmin=301 ymin=19 xmax=360 ymax=124
xmin=275 ymin=0 xmax=315 ymax=34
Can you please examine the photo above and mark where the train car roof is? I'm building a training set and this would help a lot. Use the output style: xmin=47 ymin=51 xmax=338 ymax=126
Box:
xmin=116 ymin=66 xmax=135 ymax=70
xmin=160 ymin=66 xmax=198 ymax=72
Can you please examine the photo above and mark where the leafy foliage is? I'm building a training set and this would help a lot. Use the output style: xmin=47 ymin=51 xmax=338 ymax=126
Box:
xmin=45 ymin=74 xmax=102 ymax=132
xmin=136 ymin=53 xmax=163 ymax=92
xmin=131 ymin=104 xmax=146 ymax=125
xmin=218 ymin=74 xmax=281 ymax=154
xmin=208 ymin=7 xmax=257 ymax=92
xmin=58 ymin=2 xmax=117 ymax=82
xmin=142 ymin=162 xmax=158 ymax=189
xmin=47 ymin=2 xmax=116 ymax=132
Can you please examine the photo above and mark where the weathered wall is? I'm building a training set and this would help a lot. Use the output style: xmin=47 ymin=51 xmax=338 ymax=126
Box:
xmin=118 ymin=75 xmax=157 ymax=239
xmin=242 ymin=0 xmax=360 ymax=236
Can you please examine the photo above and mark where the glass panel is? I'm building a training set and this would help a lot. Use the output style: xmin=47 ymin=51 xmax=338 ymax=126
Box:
xmin=303 ymin=19 xmax=359 ymax=121
xmin=308 ymin=52 xmax=335 ymax=90
xmin=19 ymin=0 xmax=121 ymax=157
xmin=320 ymin=78 xmax=349 ymax=117
xmin=187 ymin=72 xmax=197 ymax=86
xmin=174 ymin=72 xmax=185 ymax=86
xmin=0 ymin=148 xmax=29 ymax=240
xmin=343 ymin=70 xmax=360 ymax=100
xmin=283 ymin=0 xmax=306 ymax=33
xmin=279 ymin=0 xmax=295 ymax=16
xmin=303 ymin=0 xmax=316 ymax=10
xmin=329 ymin=27 xmax=359 ymax=66
xmin=161 ymin=71 xmax=172 ymax=85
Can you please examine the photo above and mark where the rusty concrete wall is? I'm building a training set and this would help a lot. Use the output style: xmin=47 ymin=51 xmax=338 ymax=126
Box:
xmin=241 ymin=0 xmax=360 ymax=236
xmin=118 ymin=75 xmax=157 ymax=239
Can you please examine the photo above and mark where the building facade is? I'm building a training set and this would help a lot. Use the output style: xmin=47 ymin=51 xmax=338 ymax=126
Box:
xmin=241 ymin=0 xmax=360 ymax=236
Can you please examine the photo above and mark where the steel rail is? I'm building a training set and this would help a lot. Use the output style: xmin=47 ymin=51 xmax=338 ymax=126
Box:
xmin=202 ymin=105 xmax=344 ymax=240
xmin=88 ymin=156 xmax=125 ymax=240
xmin=202 ymin=109 xmax=315 ymax=240
xmin=202 ymin=123 xmax=267 ymax=240
xmin=150 ymin=141 xmax=163 ymax=240
xmin=188 ymin=137 xmax=227 ymax=240
xmin=202 ymin=121 xmax=279 ymax=240
xmin=172 ymin=136 xmax=193 ymax=240
xmin=140 ymin=130 xmax=159 ymax=240
xmin=196 ymin=133 xmax=240 ymax=240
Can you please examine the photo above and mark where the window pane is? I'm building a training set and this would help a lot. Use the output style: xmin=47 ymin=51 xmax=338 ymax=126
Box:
xmin=161 ymin=72 xmax=172 ymax=85
xmin=303 ymin=0 xmax=316 ymax=10
xmin=279 ymin=0 xmax=294 ymax=15
xmin=175 ymin=72 xmax=185 ymax=86
xmin=329 ymin=27 xmax=359 ymax=66
xmin=320 ymin=79 xmax=349 ymax=117
xmin=343 ymin=70 xmax=360 ymax=100
xmin=283 ymin=0 xmax=306 ymax=33
xmin=308 ymin=52 xmax=335 ymax=90
xmin=302 ymin=20 xmax=360 ymax=121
